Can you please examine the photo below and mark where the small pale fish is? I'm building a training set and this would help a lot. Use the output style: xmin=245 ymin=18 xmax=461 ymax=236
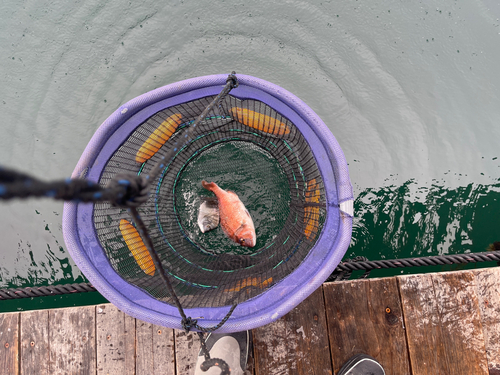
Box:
xmin=201 ymin=180 xmax=257 ymax=247
xmin=197 ymin=196 xmax=220 ymax=233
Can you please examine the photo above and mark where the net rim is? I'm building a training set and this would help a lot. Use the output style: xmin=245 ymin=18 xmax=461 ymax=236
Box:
xmin=63 ymin=73 xmax=353 ymax=332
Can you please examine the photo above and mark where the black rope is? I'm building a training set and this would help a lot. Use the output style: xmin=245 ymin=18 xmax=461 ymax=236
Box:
xmin=326 ymin=249 xmax=500 ymax=282
xmin=336 ymin=250 xmax=500 ymax=271
xmin=0 ymin=283 xmax=96 ymax=300
xmin=328 ymin=256 xmax=371 ymax=281
xmin=2 ymin=249 xmax=499 ymax=300
xmin=0 ymin=72 xmax=239 ymax=206
xmin=127 ymin=205 xmax=233 ymax=372
xmin=0 ymin=167 xmax=149 ymax=207
xmin=182 ymin=303 xmax=238 ymax=333
xmin=0 ymin=72 xmax=240 ymax=374
xmin=126 ymin=73 xmax=239 ymax=374
xmin=144 ymin=71 xmax=239 ymax=185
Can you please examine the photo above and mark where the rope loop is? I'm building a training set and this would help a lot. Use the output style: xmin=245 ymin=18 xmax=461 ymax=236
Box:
xmin=106 ymin=173 xmax=149 ymax=207
xmin=195 ymin=303 xmax=238 ymax=333
xmin=226 ymin=71 xmax=238 ymax=88
xmin=182 ymin=317 xmax=199 ymax=333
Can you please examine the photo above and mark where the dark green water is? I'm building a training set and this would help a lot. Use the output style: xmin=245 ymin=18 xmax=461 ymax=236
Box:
xmin=1 ymin=0 xmax=499 ymax=312
xmin=348 ymin=180 xmax=500 ymax=278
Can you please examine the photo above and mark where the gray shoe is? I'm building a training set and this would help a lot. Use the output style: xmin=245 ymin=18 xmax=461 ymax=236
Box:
xmin=338 ymin=354 xmax=385 ymax=375
xmin=194 ymin=331 xmax=250 ymax=375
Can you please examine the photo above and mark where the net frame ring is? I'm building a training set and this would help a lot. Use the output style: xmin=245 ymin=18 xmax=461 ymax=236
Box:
xmin=63 ymin=74 xmax=353 ymax=333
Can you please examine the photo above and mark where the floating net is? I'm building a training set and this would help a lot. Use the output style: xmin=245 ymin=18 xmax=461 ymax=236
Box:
xmin=63 ymin=73 xmax=353 ymax=332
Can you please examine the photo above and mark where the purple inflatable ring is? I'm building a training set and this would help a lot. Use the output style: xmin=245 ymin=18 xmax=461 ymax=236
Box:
xmin=63 ymin=74 xmax=353 ymax=332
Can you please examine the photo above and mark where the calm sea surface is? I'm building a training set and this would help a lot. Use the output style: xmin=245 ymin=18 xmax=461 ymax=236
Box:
xmin=1 ymin=0 xmax=499 ymax=311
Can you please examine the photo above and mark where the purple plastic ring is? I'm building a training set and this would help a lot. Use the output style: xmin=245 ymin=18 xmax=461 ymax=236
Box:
xmin=63 ymin=74 xmax=353 ymax=332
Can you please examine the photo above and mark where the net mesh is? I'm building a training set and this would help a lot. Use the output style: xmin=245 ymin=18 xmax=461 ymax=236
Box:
xmin=93 ymin=95 xmax=327 ymax=308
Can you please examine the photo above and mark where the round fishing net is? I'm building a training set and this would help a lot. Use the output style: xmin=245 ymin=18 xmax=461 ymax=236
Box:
xmin=63 ymin=74 xmax=353 ymax=332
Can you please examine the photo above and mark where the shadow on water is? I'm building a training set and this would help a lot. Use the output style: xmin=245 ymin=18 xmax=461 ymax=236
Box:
xmin=347 ymin=180 xmax=500 ymax=278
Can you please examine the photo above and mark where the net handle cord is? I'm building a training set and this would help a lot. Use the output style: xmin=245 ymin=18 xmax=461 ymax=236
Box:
xmin=0 ymin=167 xmax=149 ymax=207
xmin=144 ymin=71 xmax=238 ymax=184
xmin=129 ymin=206 xmax=234 ymax=374
xmin=129 ymin=72 xmax=238 ymax=374
xmin=0 ymin=72 xmax=239 ymax=375
xmin=0 ymin=72 xmax=239 ymax=208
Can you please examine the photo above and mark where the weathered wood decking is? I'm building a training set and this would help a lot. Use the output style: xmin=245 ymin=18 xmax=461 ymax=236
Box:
xmin=1 ymin=267 xmax=499 ymax=374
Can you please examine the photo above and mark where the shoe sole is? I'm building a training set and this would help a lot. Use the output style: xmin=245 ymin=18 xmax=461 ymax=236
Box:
xmin=198 ymin=330 xmax=251 ymax=371
xmin=338 ymin=353 xmax=385 ymax=375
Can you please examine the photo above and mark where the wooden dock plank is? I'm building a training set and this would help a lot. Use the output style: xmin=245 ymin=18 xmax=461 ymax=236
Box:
xmin=134 ymin=319 xmax=176 ymax=374
xmin=323 ymin=277 xmax=410 ymax=375
xmin=253 ymin=287 xmax=332 ymax=375
xmin=253 ymin=313 xmax=288 ymax=375
xmin=399 ymin=272 xmax=488 ymax=375
xmin=48 ymin=306 xmax=96 ymax=375
xmin=398 ymin=274 xmax=445 ymax=374
xmin=433 ymin=272 xmax=488 ymax=374
xmin=20 ymin=310 xmax=49 ymax=375
xmin=2 ymin=267 xmax=500 ymax=374
xmin=152 ymin=324 xmax=175 ymax=375
xmin=474 ymin=267 xmax=500 ymax=375
xmin=364 ymin=277 xmax=410 ymax=373
xmin=96 ymin=304 xmax=136 ymax=374
xmin=0 ymin=312 xmax=19 ymax=375
xmin=136 ymin=320 xmax=154 ymax=374
xmin=175 ymin=330 xmax=198 ymax=375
